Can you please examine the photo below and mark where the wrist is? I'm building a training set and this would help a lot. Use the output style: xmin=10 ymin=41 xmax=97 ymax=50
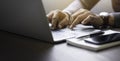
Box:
xmin=109 ymin=13 xmax=114 ymax=26
xmin=99 ymin=12 xmax=110 ymax=28
xmin=99 ymin=12 xmax=115 ymax=26
xmin=62 ymin=10 xmax=72 ymax=15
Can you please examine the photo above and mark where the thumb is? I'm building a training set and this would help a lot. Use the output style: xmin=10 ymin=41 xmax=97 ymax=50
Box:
xmin=81 ymin=15 xmax=94 ymax=25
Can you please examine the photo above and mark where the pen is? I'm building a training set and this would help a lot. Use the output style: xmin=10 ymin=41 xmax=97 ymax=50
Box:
xmin=77 ymin=31 xmax=104 ymax=39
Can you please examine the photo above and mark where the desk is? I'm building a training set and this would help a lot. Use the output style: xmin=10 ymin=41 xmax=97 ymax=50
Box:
xmin=0 ymin=30 xmax=120 ymax=61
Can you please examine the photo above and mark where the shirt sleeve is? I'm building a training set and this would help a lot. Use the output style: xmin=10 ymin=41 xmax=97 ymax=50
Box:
xmin=111 ymin=12 xmax=120 ymax=27
xmin=62 ymin=0 xmax=82 ymax=15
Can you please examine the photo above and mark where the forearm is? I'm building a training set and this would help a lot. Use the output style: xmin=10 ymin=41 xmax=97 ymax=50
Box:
xmin=63 ymin=0 xmax=100 ymax=15
xmin=63 ymin=0 xmax=82 ymax=15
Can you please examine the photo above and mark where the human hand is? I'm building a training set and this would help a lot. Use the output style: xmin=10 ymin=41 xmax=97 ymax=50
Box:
xmin=81 ymin=15 xmax=104 ymax=28
xmin=47 ymin=9 xmax=70 ymax=30
xmin=69 ymin=9 xmax=103 ymax=29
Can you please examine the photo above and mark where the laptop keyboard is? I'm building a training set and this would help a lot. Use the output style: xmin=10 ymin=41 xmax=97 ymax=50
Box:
xmin=51 ymin=24 xmax=101 ymax=41
xmin=51 ymin=28 xmax=75 ymax=41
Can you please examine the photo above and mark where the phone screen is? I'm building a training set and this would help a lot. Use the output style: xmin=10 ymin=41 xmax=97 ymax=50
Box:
xmin=84 ymin=33 xmax=120 ymax=45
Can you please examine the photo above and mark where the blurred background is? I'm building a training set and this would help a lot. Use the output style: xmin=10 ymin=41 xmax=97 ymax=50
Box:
xmin=42 ymin=0 xmax=114 ymax=14
xmin=42 ymin=0 xmax=73 ymax=14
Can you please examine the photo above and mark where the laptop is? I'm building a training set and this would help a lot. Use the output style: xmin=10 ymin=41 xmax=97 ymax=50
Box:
xmin=0 ymin=0 xmax=100 ymax=43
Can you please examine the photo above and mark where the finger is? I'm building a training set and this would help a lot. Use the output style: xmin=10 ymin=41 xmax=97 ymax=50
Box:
xmin=69 ymin=9 xmax=88 ymax=27
xmin=47 ymin=11 xmax=54 ymax=23
xmin=58 ymin=12 xmax=70 ymax=29
xmin=51 ymin=11 xmax=60 ymax=30
xmin=69 ymin=11 xmax=91 ymax=29
xmin=72 ymin=9 xmax=88 ymax=16
xmin=71 ymin=9 xmax=88 ymax=23
xmin=81 ymin=15 xmax=94 ymax=25
xmin=58 ymin=17 xmax=69 ymax=29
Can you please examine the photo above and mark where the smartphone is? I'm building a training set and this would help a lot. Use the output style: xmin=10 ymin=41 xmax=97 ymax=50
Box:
xmin=84 ymin=33 xmax=120 ymax=45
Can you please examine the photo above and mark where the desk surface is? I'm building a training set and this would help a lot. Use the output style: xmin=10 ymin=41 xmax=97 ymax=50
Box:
xmin=0 ymin=30 xmax=120 ymax=61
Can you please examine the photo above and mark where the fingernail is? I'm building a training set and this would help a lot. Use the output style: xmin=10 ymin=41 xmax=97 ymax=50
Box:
xmin=58 ymin=25 xmax=62 ymax=29
xmin=69 ymin=25 xmax=73 ymax=29
xmin=69 ymin=26 xmax=74 ymax=30
xmin=81 ymin=21 xmax=87 ymax=25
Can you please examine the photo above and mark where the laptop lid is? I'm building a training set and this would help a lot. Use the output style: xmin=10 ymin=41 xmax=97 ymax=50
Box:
xmin=0 ymin=0 xmax=54 ymax=43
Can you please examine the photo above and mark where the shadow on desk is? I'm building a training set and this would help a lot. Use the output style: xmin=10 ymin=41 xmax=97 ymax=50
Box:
xmin=0 ymin=30 xmax=54 ymax=61
xmin=0 ymin=30 xmax=120 ymax=61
